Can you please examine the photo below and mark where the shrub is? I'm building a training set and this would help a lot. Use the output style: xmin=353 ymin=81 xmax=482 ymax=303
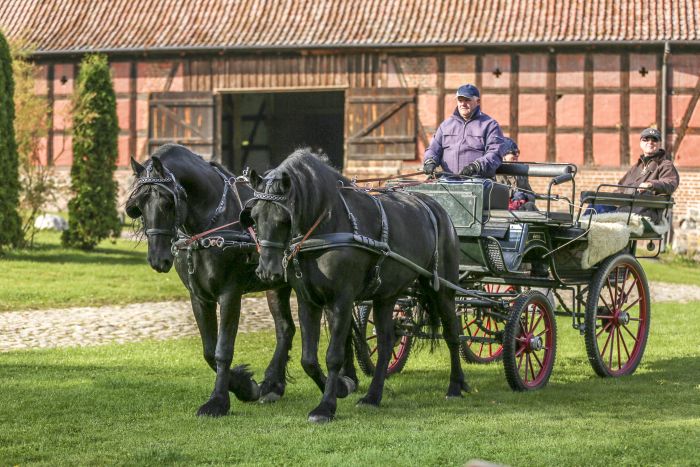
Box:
xmin=11 ymin=40 xmax=59 ymax=247
xmin=0 ymin=30 xmax=23 ymax=251
xmin=62 ymin=54 xmax=121 ymax=250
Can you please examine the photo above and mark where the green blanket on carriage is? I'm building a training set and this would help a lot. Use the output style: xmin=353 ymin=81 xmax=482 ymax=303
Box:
xmin=578 ymin=212 xmax=670 ymax=269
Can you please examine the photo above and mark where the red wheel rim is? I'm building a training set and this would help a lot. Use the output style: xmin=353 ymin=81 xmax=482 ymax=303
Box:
xmin=594 ymin=263 xmax=649 ymax=376
xmin=514 ymin=299 xmax=555 ymax=388
xmin=462 ymin=284 xmax=511 ymax=362
xmin=364 ymin=306 xmax=410 ymax=373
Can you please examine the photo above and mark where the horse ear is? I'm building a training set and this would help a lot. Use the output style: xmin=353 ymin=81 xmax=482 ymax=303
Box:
xmin=281 ymin=172 xmax=291 ymax=193
xmin=151 ymin=156 xmax=165 ymax=176
xmin=249 ymin=170 xmax=263 ymax=190
xmin=130 ymin=157 xmax=146 ymax=177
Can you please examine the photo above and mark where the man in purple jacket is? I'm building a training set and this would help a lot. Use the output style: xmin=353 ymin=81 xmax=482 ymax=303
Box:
xmin=423 ymin=84 xmax=504 ymax=178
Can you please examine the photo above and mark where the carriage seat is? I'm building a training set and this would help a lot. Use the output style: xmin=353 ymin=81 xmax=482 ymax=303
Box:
xmin=492 ymin=162 xmax=577 ymax=225
xmin=579 ymin=189 xmax=674 ymax=238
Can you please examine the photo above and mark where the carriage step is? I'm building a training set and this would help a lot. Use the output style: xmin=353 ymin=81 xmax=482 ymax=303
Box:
xmin=485 ymin=238 xmax=508 ymax=273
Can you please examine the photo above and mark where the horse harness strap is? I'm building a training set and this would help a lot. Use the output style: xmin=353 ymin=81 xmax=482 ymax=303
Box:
xmin=287 ymin=190 xmax=441 ymax=294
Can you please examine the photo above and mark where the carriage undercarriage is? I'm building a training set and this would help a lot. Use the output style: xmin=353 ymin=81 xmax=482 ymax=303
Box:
xmin=353 ymin=164 xmax=668 ymax=391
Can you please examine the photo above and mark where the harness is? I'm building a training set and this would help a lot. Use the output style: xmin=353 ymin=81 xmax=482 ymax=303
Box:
xmin=250 ymin=183 xmax=442 ymax=303
xmin=131 ymin=162 xmax=257 ymax=274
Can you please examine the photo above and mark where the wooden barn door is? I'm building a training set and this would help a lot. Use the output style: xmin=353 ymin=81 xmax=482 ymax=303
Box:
xmin=344 ymin=88 xmax=417 ymax=162
xmin=148 ymin=92 xmax=216 ymax=159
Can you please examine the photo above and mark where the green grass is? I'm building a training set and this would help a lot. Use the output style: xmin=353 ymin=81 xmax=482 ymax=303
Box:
xmin=640 ymin=255 xmax=700 ymax=286
xmin=1 ymin=231 xmax=699 ymax=312
xmin=1 ymin=301 xmax=698 ymax=466
xmin=0 ymin=231 xmax=188 ymax=311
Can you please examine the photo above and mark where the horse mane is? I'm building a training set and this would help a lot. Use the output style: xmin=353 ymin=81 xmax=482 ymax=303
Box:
xmin=274 ymin=148 xmax=351 ymax=232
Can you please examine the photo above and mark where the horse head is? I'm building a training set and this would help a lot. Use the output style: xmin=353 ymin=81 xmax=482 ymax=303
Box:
xmin=242 ymin=148 xmax=345 ymax=283
xmin=244 ymin=169 xmax=293 ymax=283
xmin=126 ymin=154 xmax=188 ymax=273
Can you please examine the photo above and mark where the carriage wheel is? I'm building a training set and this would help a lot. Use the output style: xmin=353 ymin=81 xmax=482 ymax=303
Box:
xmin=584 ymin=253 xmax=650 ymax=377
xmin=459 ymin=284 xmax=513 ymax=364
xmin=352 ymin=301 xmax=414 ymax=377
xmin=503 ymin=290 xmax=557 ymax=391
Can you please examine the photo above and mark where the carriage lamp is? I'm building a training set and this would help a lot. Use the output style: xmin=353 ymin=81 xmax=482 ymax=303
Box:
xmin=646 ymin=240 xmax=656 ymax=251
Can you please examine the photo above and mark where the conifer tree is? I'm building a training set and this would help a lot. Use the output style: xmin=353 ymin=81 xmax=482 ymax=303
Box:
xmin=0 ymin=31 xmax=23 ymax=250
xmin=62 ymin=54 xmax=121 ymax=250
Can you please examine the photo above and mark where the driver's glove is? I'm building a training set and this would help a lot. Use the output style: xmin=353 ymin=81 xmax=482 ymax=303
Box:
xmin=460 ymin=161 xmax=481 ymax=177
xmin=423 ymin=159 xmax=438 ymax=175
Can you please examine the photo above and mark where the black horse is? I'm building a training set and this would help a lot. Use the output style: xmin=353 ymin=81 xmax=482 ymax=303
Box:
xmin=243 ymin=149 xmax=470 ymax=423
xmin=125 ymin=144 xmax=298 ymax=417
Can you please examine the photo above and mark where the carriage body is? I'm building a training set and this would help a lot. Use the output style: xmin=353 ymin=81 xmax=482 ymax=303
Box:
xmin=356 ymin=163 xmax=673 ymax=390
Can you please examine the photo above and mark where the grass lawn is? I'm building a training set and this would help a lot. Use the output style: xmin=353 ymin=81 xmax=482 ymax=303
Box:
xmin=1 ymin=231 xmax=699 ymax=312
xmin=1 ymin=301 xmax=698 ymax=466
xmin=0 ymin=231 xmax=188 ymax=311
xmin=640 ymin=256 xmax=700 ymax=287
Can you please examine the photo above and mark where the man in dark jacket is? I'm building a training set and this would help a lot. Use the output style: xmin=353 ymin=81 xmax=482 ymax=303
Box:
xmin=495 ymin=137 xmax=537 ymax=211
xmin=423 ymin=84 xmax=504 ymax=178
xmin=615 ymin=127 xmax=679 ymax=223
xmin=584 ymin=127 xmax=680 ymax=221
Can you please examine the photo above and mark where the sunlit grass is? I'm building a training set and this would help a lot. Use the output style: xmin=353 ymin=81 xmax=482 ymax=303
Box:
xmin=0 ymin=231 xmax=187 ymax=311
xmin=1 ymin=301 xmax=698 ymax=465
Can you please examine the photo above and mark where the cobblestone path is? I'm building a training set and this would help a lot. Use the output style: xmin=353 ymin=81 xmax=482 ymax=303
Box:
xmin=1 ymin=282 xmax=698 ymax=352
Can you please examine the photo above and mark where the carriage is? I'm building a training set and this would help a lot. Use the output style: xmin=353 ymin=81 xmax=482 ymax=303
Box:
xmin=129 ymin=145 xmax=674 ymax=422
xmin=352 ymin=162 xmax=674 ymax=391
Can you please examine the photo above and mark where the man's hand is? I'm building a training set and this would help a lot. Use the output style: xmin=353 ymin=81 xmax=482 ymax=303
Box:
xmin=423 ymin=159 xmax=438 ymax=175
xmin=638 ymin=182 xmax=654 ymax=192
xmin=460 ymin=162 xmax=480 ymax=177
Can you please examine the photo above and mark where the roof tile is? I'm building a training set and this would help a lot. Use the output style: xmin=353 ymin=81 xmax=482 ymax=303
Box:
xmin=1 ymin=0 xmax=699 ymax=55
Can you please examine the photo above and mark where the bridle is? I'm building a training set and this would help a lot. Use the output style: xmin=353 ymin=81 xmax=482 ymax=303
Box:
xmin=246 ymin=177 xmax=294 ymax=251
xmin=246 ymin=176 xmax=328 ymax=269
xmin=132 ymin=164 xmax=187 ymax=239
xmin=131 ymin=162 xmax=248 ymax=242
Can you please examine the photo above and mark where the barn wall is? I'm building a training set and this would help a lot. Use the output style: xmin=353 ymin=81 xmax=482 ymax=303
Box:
xmin=32 ymin=49 xmax=700 ymax=218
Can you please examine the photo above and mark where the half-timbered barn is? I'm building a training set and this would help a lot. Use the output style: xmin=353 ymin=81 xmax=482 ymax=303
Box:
xmin=1 ymin=0 xmax=700 ymax=214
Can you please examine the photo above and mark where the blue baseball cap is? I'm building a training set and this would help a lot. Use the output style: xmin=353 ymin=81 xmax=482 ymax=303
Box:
xmin=456 ymin=84 xmax=480 ymax=98
xmin=501 ymin=137 xmax=519 ymax=155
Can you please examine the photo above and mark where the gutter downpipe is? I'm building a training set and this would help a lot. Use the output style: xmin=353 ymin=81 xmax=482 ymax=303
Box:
xmin=661 ymin=41 xmax=670 ymax=156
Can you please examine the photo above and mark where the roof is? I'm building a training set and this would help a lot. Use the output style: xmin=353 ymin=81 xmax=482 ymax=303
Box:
xmin=1 ymin=0 xmax=699 ymax=55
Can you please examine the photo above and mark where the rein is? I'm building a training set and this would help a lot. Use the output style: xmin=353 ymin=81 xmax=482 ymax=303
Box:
xmin=352 ymin=171 xmax=425 ymax=184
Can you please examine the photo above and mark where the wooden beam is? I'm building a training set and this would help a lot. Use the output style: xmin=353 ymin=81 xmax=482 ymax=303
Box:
xmin=671 ymin=72 xmax=700 ymax=156
xmin=46 ymin=64 xmax=54 ymax=165
xmin=509 ymin=54 xmax=519 ymax=141
xmin=620 ymin=52 xmax=630 ymax=166
xmin=129 ymin=61 xmax=137 ymax=159
xmin=584 ymin=53 xmax=594 ymax=165
xmin=437 ymin=55 xmax=445 ymax=126
xmin=155 ymin=104 xmax=207 ymax=138
xmin=348 ymin=99 xmax=411 ymax=140
xmin=475 ymin=55 xmax=483 ymax=90
xmin=546 ymin=53 xmax=556 ymax=162
xmin=655 ymin=52 xmax=663 ymax=131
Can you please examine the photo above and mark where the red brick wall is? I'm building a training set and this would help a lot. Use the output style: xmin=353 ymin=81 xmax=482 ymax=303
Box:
xmin=31 ymin=49 xmax=700 ymax=205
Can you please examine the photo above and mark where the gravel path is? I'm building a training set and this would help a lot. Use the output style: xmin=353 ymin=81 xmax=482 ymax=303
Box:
xmin=1 ymin=282 xmax=699 ymax=352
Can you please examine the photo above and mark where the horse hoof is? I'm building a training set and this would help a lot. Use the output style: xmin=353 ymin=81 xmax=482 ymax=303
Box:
xmin=335 ymin=376 xmax=357 ymax=399
xmin=308 ymin=414 xmax=333 ymax=424
xmin=259 ymin=392 xmax=282 ymax=404
xmin=342 ymin=376 xmax=357 ymax=395
xmin=445 ymin=393 xmax=464 ymax=400
xmin=196 ymin=398 xmax=230 ymax=417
